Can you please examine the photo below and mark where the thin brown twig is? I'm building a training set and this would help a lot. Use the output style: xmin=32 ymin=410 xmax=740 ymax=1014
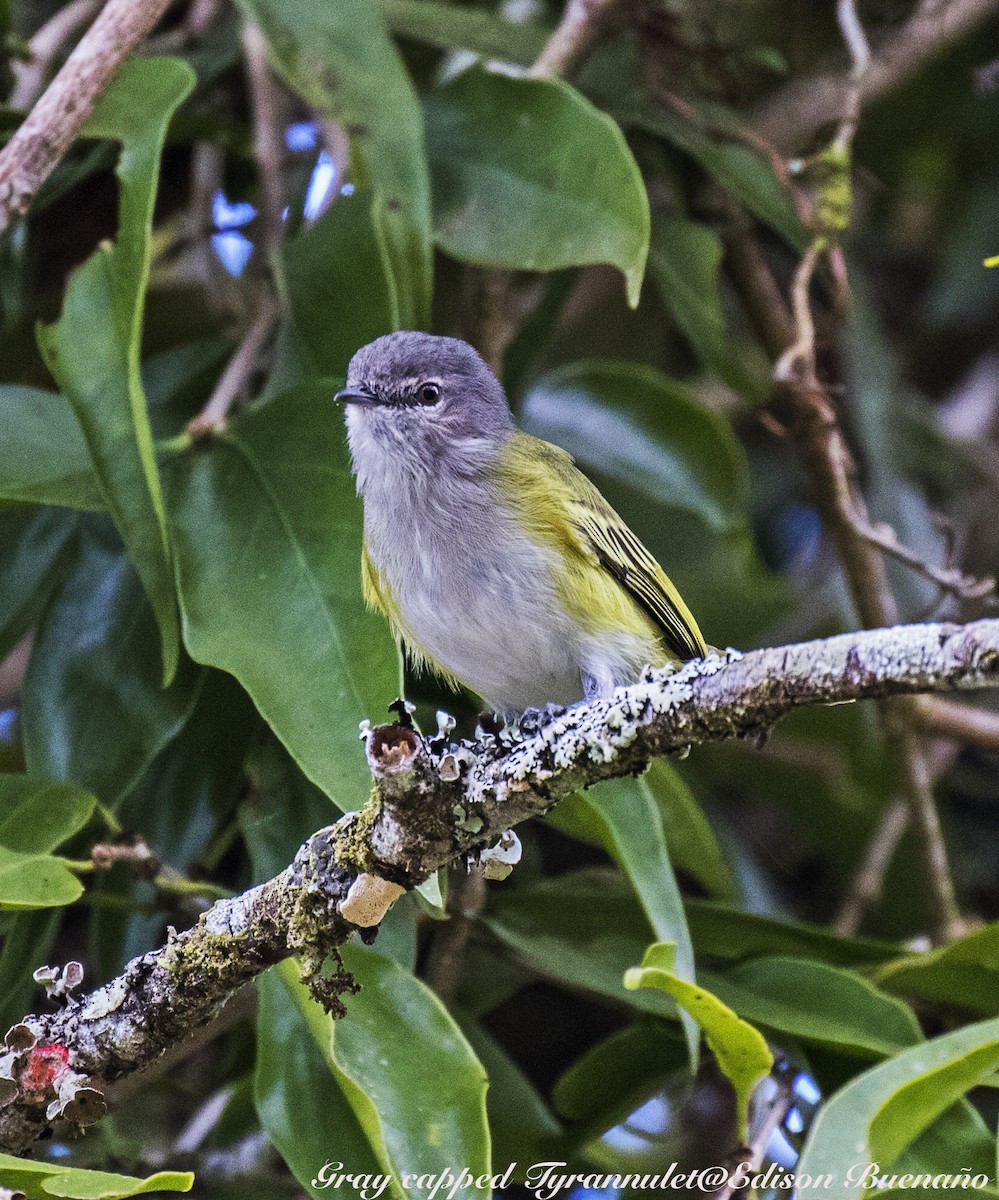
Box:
xmin=186 ymin=293 xmax=278 ymax=438
xmin=855 ymin=520 xmax=995 ymax=602
xmin=911 ymin=694 xmax=999 ymax=750
xmin=756 ymin=0 xmax=999 ymax=153
xmin=0 ymin=0 xmax=175 ymax=237
xmin=833 ymin=797 xmax=909 ymax=937
xmin=241 ymin=22 xmax=286 ymax=262
xmin=723 ymin=2 xmax=973 ymax=943
xmin=529 ymin=0 xmax=627 ymax=79
xmin=715 ymin=1067 xmax=797 ymax=1200
xmin=8 ymin=0 xmax=104 ymax=111
xmin=423 ymin=868 xmax=488 ymax=1005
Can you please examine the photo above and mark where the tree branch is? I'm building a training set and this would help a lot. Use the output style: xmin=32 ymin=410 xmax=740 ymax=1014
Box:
xmin=756 ymin=0 xmax=999 ymax=153
xmin=0 ymin=0 xmax=174 ymax=238
xmin=529 ymin=0 xmax=627 ymax=80
xmin=2 ymin=619 xmax=999 ymax=1153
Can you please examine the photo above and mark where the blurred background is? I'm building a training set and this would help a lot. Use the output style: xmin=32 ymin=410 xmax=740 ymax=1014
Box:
xmin=2 ymin=0 xmax=999 ymax=1195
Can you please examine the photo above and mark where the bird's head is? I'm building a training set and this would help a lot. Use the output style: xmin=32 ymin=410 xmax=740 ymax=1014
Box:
xmin=336 ymin=332 xmax=514 ymax=492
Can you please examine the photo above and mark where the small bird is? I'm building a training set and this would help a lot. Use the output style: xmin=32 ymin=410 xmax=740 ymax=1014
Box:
xmin=336 ymin=332 xmax=706 ymax=718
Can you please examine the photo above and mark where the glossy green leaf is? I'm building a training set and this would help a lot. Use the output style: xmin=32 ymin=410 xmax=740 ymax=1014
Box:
xmin=0 ymin=387 xmax=104 ymax=509
xmin=642 ymin=759 xmax=733 ymax=898
xmin=458 ymin=1011 xmax=563 ymax=1167
xmin=707 ymin=956 xmax=922 ymax=1058
xmin=624 ymin=941 xmax=773 ymax=1138
xmin=650 ymin=219 xmax=761 ymax=399
xmin=521 ymin=360 xmax=746 ymax=533
xmin=236 ymin=0 xmax=431 ymax=326
xmin=261 ymin=951 xmax=490 ymax=1197
xmin=0 ymin=1153 xmax=192 ymax=1198
xmin=685 ymin=898 xmax=901 ymax=966
xmin=424 ymin=65 xmax=650 ymax=306
xmin=22 ymin=522 xmax=202 ymax=809
xmin=0 ymin=774 xmax=97 ymax=853
xmin=0 ymin=909 xmax=60 ymax=1030
xmin=610 ymin=97 xmax=806 ymax=249
xmin=868 ymin=1042 xmax=999 ymax=1167
xmin=874 ymin=922 xmax=999 ymax=1017
xmin=167 ymin=384 xmax=402 ymax=807
xmin=796 ymin=1017 xmax=999 ymax=1195
xmin=0 ymin=846 xmax=83 ymax=909
xmin=893 ymin=1098 xmax=996 ymax=1181
xmin=552 ymin=1019 xmax=687 ymax=1122
xmin=485 ymin=868 xmax=679 ymax=1019
xmin=332 ymin=943 xmax=491 ymax=1189
xmin=255 ymin=964 xmax=387 ymax=1196
xmin=549 ymin=764 xmax=731 ymax=901
xmin=0 ymin=773 xmax=94 ymax=906
xmin=284 ymin=189 xmax=398 ymax=376
xmin=567 ymin=778 xmax=700 ymax=1065
xmin=37 ymin=58 xmax=194 ymax=683
xmin=100 ymin=670 xmax=257 ymax=974
xmin=0 ymin=506 xmax=76 ymax=661
xmin=380 ymin=0 xmax=547 ymax=63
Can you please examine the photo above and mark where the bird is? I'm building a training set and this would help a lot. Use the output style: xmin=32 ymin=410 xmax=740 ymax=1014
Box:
xmin=335 ymin=331 xmax=706 ymax=719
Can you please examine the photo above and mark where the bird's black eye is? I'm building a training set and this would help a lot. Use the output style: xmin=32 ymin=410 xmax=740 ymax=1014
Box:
xmin=418 ymin=382 xmax=441 ymax=405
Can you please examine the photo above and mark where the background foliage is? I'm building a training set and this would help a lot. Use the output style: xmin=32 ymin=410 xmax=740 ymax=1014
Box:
xmin=2 ymin=0 xmax=999 ymax=1195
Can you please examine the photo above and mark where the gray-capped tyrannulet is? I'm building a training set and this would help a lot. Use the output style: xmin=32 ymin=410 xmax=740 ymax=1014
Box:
xmin=335 ymin=332 xmax=706 ymax=717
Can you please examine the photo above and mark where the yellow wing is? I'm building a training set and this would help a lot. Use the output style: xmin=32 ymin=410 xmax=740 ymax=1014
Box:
xmin=503 ymin=432 xmax=707 ymax=663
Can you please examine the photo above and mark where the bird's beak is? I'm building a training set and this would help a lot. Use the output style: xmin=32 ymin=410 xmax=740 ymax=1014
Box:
xmin=334 ymin=385 xmax=380 ymax=406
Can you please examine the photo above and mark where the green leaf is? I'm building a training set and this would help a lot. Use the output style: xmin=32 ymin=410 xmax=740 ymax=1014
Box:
xmin=458 ymin=1011 xmax=563 ymax=1167
xmin=874 ymin=922 xmax=999 ymax=1017
xmin=0 ymin=845 xmax=84 ymax=910
xmin=166 ymin=384 xmax=402 ymax=807
xmin=380 ymin=0 xmax=548 ymax=63
xmin=685 ymin=898 xmax=901 ymax=966
xmin=0 ymin=910 xmax=60 ymax=1030
xmin=284 ymin=189 xmax=398 ymax=376
xmin=796 ymin=1016 xmax=999 ymax=1195
xmin=522 ymin=360 xmax=748 ymax=533
xmin=424 ymin=65 xmax=650 ymax=306
xmin=642 ymin=759 xmax=733 ymax=899
xmin=21 ymin=522 xmax=202 ymax=809
xmin=0 ymin=775 xmax=95 ymax=908
xmin=485 ymin=868 xmax=680 ymax=1019
xmin=611 ymin=98 xmax=806 ymax=249
xmin=236 ymin=0 xmax=431 ymax=326
xmin=566 ymin=777 xmax=700 ymax=1066
xmin=868 ymin=1042 xmax=999 ymax=1167
xmin=0 ymin=775 xmax=97 ymax=853
xmin=255 ymin=964 xmax=387 ymax=1195
xmin=37 ymin=58 xmax=195 ymax=683
xmin=262 ymin=951 xmax=490 ymax=1198
xmin=552 ymin=1019 xmax=687 ymax=1122
xmin=650 ymin=219 xmax=762 ymax=399
xmin=0 ymin=506 xmax=76 ymax=661
xmin=624 ymin=941 xmax=773 ymax=1138
xmin=707 ymin=956 xmax=923 ymax=1058
xmin=0 ymin=387 xmax=104 ymax=510
xmin=0 ymin=1154 xmax=192 ymax=1198
xmin=332 ymin=943 xmax=491 ymax=1189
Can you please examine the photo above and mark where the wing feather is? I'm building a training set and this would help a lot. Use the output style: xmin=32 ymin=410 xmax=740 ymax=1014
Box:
xmin=506 ymin=432 xmax=706 ymax=662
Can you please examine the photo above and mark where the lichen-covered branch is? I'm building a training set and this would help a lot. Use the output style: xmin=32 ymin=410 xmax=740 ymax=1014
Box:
xmin=3 ymin=619 xmax=999 ymax=1153
xmin=0 ymin=0 xmax=173 ymax=237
